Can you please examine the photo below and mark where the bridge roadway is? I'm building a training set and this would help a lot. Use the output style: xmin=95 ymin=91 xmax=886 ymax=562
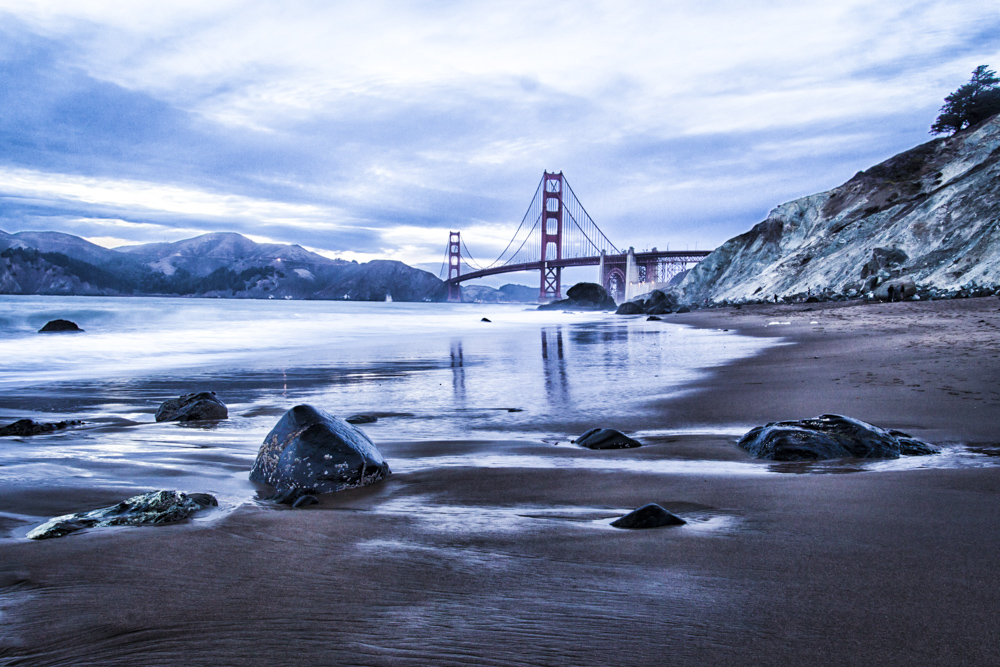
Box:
xmin=448 ymin=249 xmax=712 ymax=284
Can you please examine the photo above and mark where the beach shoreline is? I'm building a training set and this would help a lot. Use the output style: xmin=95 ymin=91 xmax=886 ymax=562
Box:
xmin=2 ymin=297 xmax=1000 ymax=666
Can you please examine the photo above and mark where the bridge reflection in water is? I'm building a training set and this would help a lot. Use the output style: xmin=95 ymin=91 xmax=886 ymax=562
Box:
xmin=441 ymin=171 xmax=710 ymax=303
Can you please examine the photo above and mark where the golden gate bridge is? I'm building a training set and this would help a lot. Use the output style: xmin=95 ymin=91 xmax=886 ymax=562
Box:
xmin=440 ymin=171 xmax=711 ymax=303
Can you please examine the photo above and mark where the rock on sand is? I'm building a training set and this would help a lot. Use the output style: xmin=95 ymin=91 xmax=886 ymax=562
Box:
xmin=250 ymin=404 xmax=390 ymax=495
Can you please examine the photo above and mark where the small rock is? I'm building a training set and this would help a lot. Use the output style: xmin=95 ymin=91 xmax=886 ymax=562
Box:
xmin=676 ymin=306 xmax=691 ymax=313
xmin=573 ymin=428 xmax=641 ymax=449
xmin=27 ymin=490 xmax=217 ymax=540
xmin=38 ymin=319 xmax=83 ymax=333
xmin=346 ymin=414 xmax=378 ymax=424
xmin=611 ymin=504 xmax=686 ymax=529
xmin=615 ymin=301 xmax=645 ymax=315
xmin=646 ymin=315 xmax=662 ymax=321
xmin=155 ymin=392 xmax=228 ymax=422
xmin=481 ymin=317 xmax=491 ymax=322
xmin=0 ymin=419 xmax=83 ymax=437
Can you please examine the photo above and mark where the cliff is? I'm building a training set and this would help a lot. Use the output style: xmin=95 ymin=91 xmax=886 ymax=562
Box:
xmin=677 ymin=114 xmax=1000 ymax=303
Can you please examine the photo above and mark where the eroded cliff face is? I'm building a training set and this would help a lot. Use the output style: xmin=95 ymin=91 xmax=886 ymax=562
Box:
xmin=678 ymin=114 xmax=1000 ymax=303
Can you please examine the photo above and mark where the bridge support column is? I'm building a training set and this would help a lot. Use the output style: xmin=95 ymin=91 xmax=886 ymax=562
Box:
xmin=624 ymin=246 xmax=640 ymax=301
xmin=447 ymin=231 xmax=462 ymax=302
xmin=539 ymin=171 xmax=563 ymax=302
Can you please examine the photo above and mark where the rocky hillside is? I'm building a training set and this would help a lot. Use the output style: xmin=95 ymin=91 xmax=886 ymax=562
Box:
xmin=0 ymin=231 xmax=445 ymax=301
xmin=678 ymin=113 xmax=1000 ymax=303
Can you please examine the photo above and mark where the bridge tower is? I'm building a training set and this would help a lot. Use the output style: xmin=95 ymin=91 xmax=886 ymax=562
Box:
xmin=540 ymin=171 xmax=563 ymax=301
xmin=447 ymin=231 xmax=462 ymax=302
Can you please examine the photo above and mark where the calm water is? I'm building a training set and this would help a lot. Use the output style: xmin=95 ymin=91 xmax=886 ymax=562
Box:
xmin=0 ymin=295 xmax=781 ymax=519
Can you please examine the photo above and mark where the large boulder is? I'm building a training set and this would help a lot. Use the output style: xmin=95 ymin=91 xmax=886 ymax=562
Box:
xmin=38 ymin=319 xmax=83 ymax=333
xmin=538 ymin=282 xmax=616 ymax=311
xmin=737 ymin=414 xmax=939 ymax=461
xmin=573 ymin=428 xmax=641 ymax=449
xmin=0 ymin=419 xmax=83 ymax=437
xmin=155 ymin=392 xmax=228 ymax=422
xmin=27 ymin=490 xmax=217 ymax=540
xmin=615 ymin=301 xmax=645 ymax=315
xmin=250 ymin=404 xmax=390 ymax=494
xmin=611 ymin=504 xmax=686 ymax=529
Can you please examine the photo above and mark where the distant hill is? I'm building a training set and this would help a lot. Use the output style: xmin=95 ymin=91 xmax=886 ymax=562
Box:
xmin=0 ymin=230 xmax=446 ymax=301
xmin=460 ymin=283 xmax=537 ymax=303
xmin=677 ymin=113 xmax=1000 ymax=303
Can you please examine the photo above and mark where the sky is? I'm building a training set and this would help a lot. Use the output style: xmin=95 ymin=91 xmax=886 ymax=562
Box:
xmin=1 ymin=1 xmax=999 ymax=281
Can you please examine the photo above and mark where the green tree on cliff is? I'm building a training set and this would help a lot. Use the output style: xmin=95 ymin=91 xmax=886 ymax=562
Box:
xmin=931 ymin=65 xmax=1000 ymax=134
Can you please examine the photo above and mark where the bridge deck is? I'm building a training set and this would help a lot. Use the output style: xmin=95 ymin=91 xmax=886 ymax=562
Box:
xmin=449 ymin=250 xmax=711 ymax=284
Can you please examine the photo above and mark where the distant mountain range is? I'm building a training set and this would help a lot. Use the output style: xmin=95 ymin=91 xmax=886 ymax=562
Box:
xmin=0 ymin=230 xmax=535 ymax=302
xmin=676 ymin=113 xmax=1000 ymax=303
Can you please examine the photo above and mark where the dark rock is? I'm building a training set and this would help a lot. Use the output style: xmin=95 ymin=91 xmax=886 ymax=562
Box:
xmin=250 ymin=404 xmax=390 ymax=494
xmin=539 ymin=282 xmax=616 ymax=311
xmin=676 ymin=305 xmax=691 ymax=313
xmin=646 ymin=316 xmax=662 ymax=321
xmin=805 ymin=296 xmax=820 ymax=303
xmin=0 ymin=419 xmax=83 ymax=437
xmin=611 ymin=503 xmax=686 ymax=529
xmin=573 ymin=428 xmax=641 ymax=449
xmin=737 ymin=414 xmax=939 ymax=461
xmin=38 ymin=319 xmax=83 ymax=333
xmin=155 ymin=392 xmax=228 ymax=422
xmin=481 ymin=317 xmax=491 ymax=322
xmin=27 ymin=490 xmax=217 ymax=540
xmin=346 ymin=414 xmax=378 ymax=424
xmin=615 ymin=301 xmax=645 ymax=315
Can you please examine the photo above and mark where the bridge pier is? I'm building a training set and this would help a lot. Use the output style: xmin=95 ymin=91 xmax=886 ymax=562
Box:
xmin=447 ymin=231 xmax=462 ymax=302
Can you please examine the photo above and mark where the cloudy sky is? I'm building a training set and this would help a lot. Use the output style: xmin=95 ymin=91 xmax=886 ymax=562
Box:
xmin=1 ymin=1 xmax=999 ymax=277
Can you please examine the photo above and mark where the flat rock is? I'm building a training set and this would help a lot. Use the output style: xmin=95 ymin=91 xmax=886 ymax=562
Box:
xmin=611 ymin=503 xmax=686 ymax=529
xmin=573 ymin=427 xmax=641 ymax=449
xmin=0 ymin=419 xmax=83 ymax=437
xmin=250 ymin=404 xmax=390 ymax=494
xmin=27 ymin=490 xmax=217 ymax=540
xmin=345 ymin=414 xmax=378 ymax=425
xmin=737 ymin=414 xmax=939 ymax=461
xmin=38 ymin=319 xmax=83 ymax=333
xmin=155 ymin=392 xmax=228 ymax=422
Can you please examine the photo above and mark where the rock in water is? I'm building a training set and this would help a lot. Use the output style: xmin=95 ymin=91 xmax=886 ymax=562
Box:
xmin=27 ymin=490 xmax=217 ymax=540
xmin=250 ymin=404 xmax=390 ymax=494
xmin=573 ymin=428 xmax=641 ymax=449
xmin=345 ymin=414 xmax=378 ymax=425
xmin=38 ymin=319 xmax=83 ymax=333
xmin=0 ymin=419 xmax=83 ymax=437
xmin=155 ymin=392 xmax=229 ymax=422
xmin=737 ymin=414 xmax=939 ymax=461
xmin=611 ymin=504 xmax=686 ymax=529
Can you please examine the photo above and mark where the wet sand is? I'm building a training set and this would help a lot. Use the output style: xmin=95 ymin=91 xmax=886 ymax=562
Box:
xmin=2 ymin=297 xmax=1000 ymax=666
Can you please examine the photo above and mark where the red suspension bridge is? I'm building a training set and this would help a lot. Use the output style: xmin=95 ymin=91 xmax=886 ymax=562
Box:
xmin=440 ymin=171 xmax=711 ymax=303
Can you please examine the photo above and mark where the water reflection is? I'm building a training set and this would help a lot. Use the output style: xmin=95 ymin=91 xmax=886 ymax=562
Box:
xmin=450 ymin=340 xmax=466 ymax=404
xmin=541 ymin=327 xmax=570 ymax=408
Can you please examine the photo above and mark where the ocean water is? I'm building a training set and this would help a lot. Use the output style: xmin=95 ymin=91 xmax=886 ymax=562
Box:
xmin=0 ymin=295 xmax=777 ymax=519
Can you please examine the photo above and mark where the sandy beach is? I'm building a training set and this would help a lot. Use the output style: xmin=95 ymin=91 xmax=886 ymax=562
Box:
xmin=2 ymin=296 xmax=1000 ymax=666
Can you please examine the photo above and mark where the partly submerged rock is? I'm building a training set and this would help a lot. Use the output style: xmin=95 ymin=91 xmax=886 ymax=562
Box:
xmin=611 ymin=503 xmax=686 ymax=529
xmin=38 ymin=319 xmax=83 ymax=333
xmin=737 ymin=414 xmax=939 ymax=461
xmin=346 ymin=414 xmax=378 ymax=425
xmin=573 ymin=428 xmax=641 ymax=449
xmin=155 ymin=392 xmax=228 ymax=422
xmin=27 ymin=490 xmax=217 ymax=540
xmin=0 ymin=419 xmax=83 ymax=437
xmin=481 ymin=317 xmax=492 ymax=322
xmin=250 ymin=404 xmax=390 ymax=495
